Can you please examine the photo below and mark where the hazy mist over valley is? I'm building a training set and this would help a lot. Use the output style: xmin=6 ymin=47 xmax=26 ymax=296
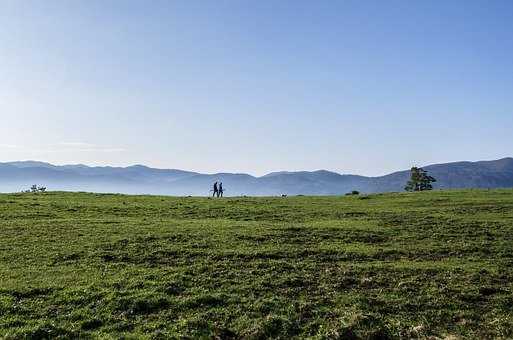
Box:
xmin=2 ymin=158 xmax=513 ymax=196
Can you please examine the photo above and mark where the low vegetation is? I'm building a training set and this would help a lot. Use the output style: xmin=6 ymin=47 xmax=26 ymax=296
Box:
xmin=1 ymin=190 xmax=512 ymax=338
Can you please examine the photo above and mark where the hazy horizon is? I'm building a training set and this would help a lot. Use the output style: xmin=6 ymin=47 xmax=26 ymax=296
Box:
xmin=2 ymin=156 xmax=512 ymax=178
xmin=2 ymin=1 xmax=513 ymax=176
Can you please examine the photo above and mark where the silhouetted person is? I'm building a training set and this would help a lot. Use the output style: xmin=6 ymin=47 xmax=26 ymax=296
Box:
xmin=212 ymin=181 xmax=218 ymax=197
xmin=218 ymin=182 xmax=223 ymax=197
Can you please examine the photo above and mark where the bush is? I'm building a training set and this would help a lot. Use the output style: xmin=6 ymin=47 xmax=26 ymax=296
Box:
xmin=26 ymin=185 xmax=46 ymax=193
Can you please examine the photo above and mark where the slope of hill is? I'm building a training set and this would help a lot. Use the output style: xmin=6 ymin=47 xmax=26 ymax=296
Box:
xmin=1 ymin=158 xmax=512 ymax=195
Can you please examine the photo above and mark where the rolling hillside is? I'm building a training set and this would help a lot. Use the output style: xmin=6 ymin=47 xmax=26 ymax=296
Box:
xmin=1 ymin=158 xmax=512 ymax=195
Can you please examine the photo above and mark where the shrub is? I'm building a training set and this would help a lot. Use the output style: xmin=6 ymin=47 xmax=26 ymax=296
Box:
xmin=26 ymin=185 xmax=46 ymax=193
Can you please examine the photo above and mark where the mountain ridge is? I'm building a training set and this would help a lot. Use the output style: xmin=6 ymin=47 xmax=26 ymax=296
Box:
xmin=1 ymin=158 xmax=513 ymax=195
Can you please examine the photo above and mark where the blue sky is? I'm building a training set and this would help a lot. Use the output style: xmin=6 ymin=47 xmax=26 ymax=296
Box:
xmin=1 ymin=0 xmax=512 ymax=176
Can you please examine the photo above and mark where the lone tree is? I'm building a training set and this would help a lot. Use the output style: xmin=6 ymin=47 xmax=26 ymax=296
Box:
xmin=405 ymin=167 xmax=436 ymax=192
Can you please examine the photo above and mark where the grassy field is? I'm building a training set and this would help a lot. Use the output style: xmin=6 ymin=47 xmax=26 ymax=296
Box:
xmin=1 ymin=190 xmax=513 ymax=339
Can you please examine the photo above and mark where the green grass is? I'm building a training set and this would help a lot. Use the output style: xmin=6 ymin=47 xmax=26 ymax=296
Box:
xmin=1 ymin=190 xmax=513 ymax=339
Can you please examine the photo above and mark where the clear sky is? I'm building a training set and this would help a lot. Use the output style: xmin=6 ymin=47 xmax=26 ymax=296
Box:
xmin=1 ymin=0 xmax=512 ymax=176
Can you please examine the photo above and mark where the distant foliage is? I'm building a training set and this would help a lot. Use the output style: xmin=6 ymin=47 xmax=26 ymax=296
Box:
xmin=405 ymin=167 xmax=436 ymax=192
xmin=27 ymin=185 xmax=47 ymax=193
xmin=346 ymin=190 xmax=360 ymax=195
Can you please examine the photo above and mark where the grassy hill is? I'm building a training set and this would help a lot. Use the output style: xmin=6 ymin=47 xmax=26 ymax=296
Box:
xmin=1 ymin=190 xmax=512 ymax=338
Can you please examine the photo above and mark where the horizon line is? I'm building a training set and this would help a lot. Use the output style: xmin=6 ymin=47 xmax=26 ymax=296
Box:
xmin=1 ymin=156 xmax=512 ymax=179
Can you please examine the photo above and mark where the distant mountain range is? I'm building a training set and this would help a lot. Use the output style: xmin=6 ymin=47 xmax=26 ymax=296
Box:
xmin=1 ymin=158 xmax=513 ymax=196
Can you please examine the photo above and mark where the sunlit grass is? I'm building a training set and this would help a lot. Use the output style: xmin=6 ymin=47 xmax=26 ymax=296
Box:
xmin=1 ymin=190 xmax=512 ymax=338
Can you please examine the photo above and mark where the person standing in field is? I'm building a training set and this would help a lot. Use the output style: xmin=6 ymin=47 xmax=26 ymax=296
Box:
xmin=213 ymin=181 xmax=218 ymax=197
xmin=218 ymin=182 xmax=223 ymax=197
